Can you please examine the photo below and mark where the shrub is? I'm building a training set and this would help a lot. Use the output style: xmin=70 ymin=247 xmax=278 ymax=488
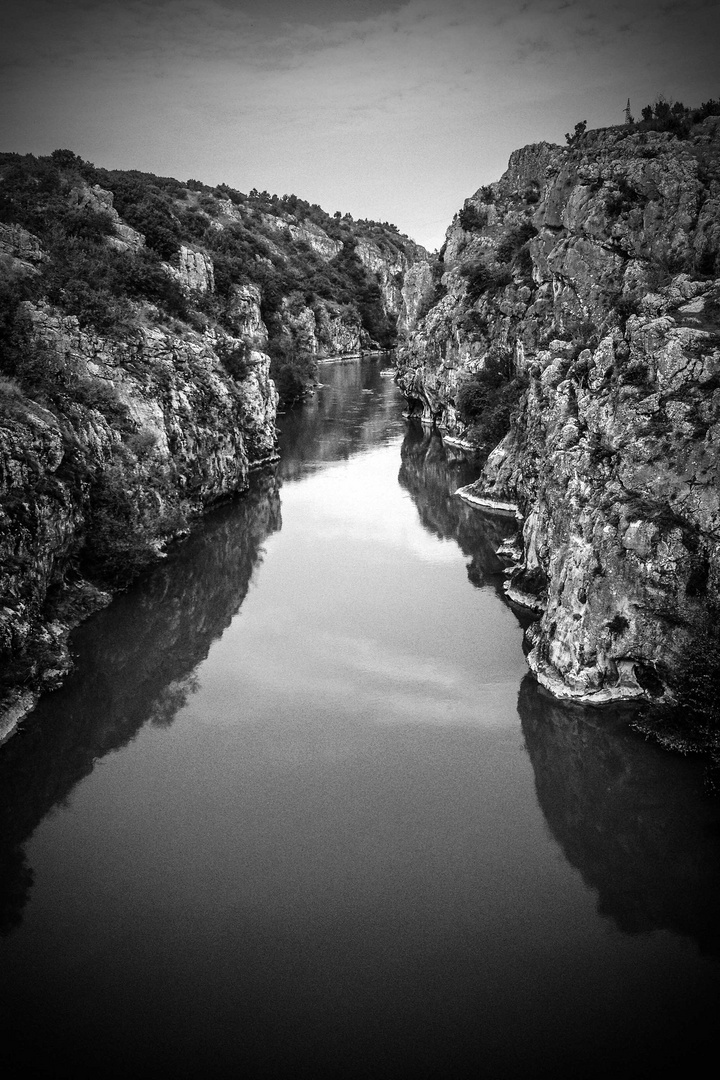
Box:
xmin=216 ymin=339 xmax=253 ymax=380
xmin=606 ymin=614 xmax=630 ymax=637
xmin=565 ymin=120 xmax=587 ymax=145
xmin=458 ymin=204 xmax=488 ymax=232
xmin=460 ymin=258 xmax=511 ymax=302
xmin=416 ymin=281 xmax=446 ymax=323
xmin=495 ymin=221 xmax=538 ymax=265
xmin=456 ymin=353 xmax=528 ymax=454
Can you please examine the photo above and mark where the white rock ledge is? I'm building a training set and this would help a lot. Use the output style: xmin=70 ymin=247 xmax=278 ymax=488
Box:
xmin=528 ymin=651 xmax=646 ymax=705
xmin=455 ymin=485 xmax=520 ymax=515
xmin=442 ymin=435 xmax=477 ymax=451
xmin=503 ymin=583 xmax=546 ymax=612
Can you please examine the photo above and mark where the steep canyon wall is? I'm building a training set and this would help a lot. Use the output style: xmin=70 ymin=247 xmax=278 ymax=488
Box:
xmin=396 ymin=117 xmax=720 ymax=729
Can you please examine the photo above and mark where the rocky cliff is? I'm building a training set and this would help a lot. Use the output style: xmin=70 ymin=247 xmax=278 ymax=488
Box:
xmin=0 ymin=150 xmax=425 ymax=738
xmin=0 ymin=291 xmax=277 ymax=739
xmin=396 ymin=113 xmax=720 ymax=738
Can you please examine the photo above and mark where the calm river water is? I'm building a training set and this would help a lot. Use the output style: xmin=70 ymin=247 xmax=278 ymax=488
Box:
xmin=1 ymin=359 xmax=719 ymax=1078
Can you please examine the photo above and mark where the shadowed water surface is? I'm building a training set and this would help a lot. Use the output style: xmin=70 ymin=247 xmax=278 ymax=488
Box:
xmin=0 ymin=359 xmax=719 ymax=1079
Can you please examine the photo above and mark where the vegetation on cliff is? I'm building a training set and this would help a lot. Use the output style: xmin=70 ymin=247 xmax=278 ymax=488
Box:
xmin=395 ymin=105 xmax=720 ymax=748
xmin=0 ymin=149 xmax=422 ymax=402
xmin=0 ymin=148 xmax=426 ymax=734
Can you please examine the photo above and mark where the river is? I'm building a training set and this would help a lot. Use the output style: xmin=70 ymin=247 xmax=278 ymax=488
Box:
xmin=0 ymin=358 xmax=719 ymax=1078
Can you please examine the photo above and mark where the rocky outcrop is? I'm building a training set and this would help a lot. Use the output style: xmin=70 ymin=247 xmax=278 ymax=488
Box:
xmin=260 ymin=213 xmax=342 ymax=261
xmin=70 ymin=183 xmax=145 ymax=252
xmin=356 ymin=235 xmax=430 ymax=319
xmin=0 ymin=292 xmax=277 ymax=738
xmin=279 ymin=298 xmax=365 ymax=359
xmin=165 ymin=245 xmax=215 ymax=293
xmin=0 ymin=223 xmax=46 ymax=268
xmin=397 ymin=261 xmax=435 ymax=334
xmin=396 ymin=116 xmax=720 ymax=715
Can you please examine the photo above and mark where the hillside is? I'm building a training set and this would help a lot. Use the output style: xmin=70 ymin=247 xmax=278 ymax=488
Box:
xmin=0 ymin=150 xmax=427 ymax=736
xmin=396 ymin=106 xmax=720 ymax=752
xmin=0 ymin=149 xmax=427 ymax=401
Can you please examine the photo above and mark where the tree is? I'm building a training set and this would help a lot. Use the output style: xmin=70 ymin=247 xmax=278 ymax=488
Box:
xmin=565 ymin=120 xmax=587 ymax=145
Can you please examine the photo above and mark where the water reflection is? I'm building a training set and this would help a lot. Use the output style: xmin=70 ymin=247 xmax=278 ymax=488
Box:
xmin=2 ymin=354 xmax=720 ymax=1076
xmin=399 ymin=425 xmax=720 ymax=959
xmin=518 ymin=675 xmax=720 ymax=956
xmin=398 ymin=424 xmax=514 ymax=593
xmin=278 ymin=357 xmax=403 ymax=482
xmin=0 ymin=474 xmax=281 ymax=934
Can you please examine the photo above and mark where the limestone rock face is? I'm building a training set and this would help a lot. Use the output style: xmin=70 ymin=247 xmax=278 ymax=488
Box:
xmin=0 ymin=222 xmax=45 ymax=266
xmin=260 ymin=213 xmax=342 ymax=261
xmin=279 ymin=299 xmax=363 ymax=359
xmin=165 ymin=245 xmax=215 ymax=293
xmin=396 ymin=117 xmax=720 ymax=705
xmin=0 ymin=299 xmax=277 ymax=734
xmin=397 ymin=260 xmax=434 ymax=334
xmin=69 ymin=183 xmax=145 ymax=251
xmin=227 ymin=284 xmax=268 ymax=347
xmin=355 ymin=236 xmax=428 ymax=317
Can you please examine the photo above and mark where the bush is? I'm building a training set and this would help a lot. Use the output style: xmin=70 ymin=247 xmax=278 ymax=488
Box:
xmin=456 ymin=353 xmax=528 ymax=453
xmin=216 ymin=339 xmax=253 ymax=380
xmin=458 ymin=204 xmax=488 ymax=232
xmin=495 ymin=221 xmax=538 ymax=265
xmin=565 ymin=120 xmax=587 ymax=145
xmin=460 ymin=258 xmax=511 ymax=302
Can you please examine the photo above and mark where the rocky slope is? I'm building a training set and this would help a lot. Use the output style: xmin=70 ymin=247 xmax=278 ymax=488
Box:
xmin=0 ymin=150 xmax=426 ymax=737
xmin=396 ymin=113 xmax=720 ymax=736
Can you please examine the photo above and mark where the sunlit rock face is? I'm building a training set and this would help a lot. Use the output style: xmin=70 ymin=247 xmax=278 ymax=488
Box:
xmin=0 ymin=222 xmax=46 ymax=267
xmin=396 ymin=117 xmax=720 ymax=705
xmin=164 ymin=245 xmax=215 ymax=293
xmin=397 ymin=261 xmax=435 ymax=335
xmin=279 ymin=298 xmax=364 ymax=358
xmin=68 ymin=183 xmax=145 ymax=252
xmin=355 ymin=236 xmax=424 ymax=318
xmin=0 ymin=293 xmax=278 ymax=737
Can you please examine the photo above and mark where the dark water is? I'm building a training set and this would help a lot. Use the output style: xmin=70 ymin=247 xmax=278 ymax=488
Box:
xmin=1 ymin=359 xmax=719 ymax=1079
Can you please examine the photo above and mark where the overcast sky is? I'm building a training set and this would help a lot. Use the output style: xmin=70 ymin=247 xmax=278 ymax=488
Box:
xmin=2 ymin=0 xmax=718 ymax=250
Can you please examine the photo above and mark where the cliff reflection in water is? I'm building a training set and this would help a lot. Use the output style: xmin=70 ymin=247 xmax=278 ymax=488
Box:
xmin=278 ymin=357 xmax=402 ymax=482
xmin=398 ymin=424 xmax=512 ymax=593
xmin=518 ymin=675 xmax=720 ymax=956
xmin=0 ymin=474 xmax=281 ymax=935
xmin=399 ymin=424 xmax=720 ymax=959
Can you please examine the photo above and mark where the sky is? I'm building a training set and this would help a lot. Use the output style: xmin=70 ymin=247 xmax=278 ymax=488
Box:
xmin=2 ymin=0 xmax=719 ymax=251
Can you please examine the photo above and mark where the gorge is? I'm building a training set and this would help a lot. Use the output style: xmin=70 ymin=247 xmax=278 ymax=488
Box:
xmin=2 ymin=110 xmax=720 ymax=749
xmin=0 ymin=359 xmax=718 ymax=1078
